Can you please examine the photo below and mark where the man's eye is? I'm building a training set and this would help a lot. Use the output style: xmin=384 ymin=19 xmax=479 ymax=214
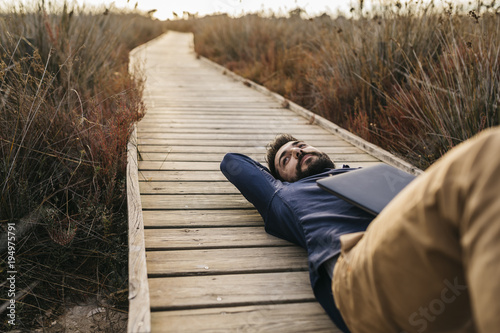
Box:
xmin=284 ymin=157 xmax=289 ymax=164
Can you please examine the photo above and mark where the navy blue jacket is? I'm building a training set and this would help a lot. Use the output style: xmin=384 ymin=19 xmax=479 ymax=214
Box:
xmin=220 ymin=153 xmax=374 ymax=332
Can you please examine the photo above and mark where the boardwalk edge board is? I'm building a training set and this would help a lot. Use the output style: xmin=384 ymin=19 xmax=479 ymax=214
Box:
xmin=198 ymin=55 xmax=423 ymax=176
xmin=127 ymin=32 xmax=172 ymax=333
xmin=127 ymin=125 xmax=152 ymax=333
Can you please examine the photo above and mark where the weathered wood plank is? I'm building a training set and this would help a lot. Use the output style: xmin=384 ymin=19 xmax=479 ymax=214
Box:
xmin=137 ymin=145 xmax=361 ymax=154
xmin=144 ymin=102 xmax=281 ymax=108
xmin=137 ymin=122 xmax=324 ymax=129
xmin=137 ymin=139 xmax=353 ymax=147
xmin=144 ymin=227 xmax=290 ymax=250
xmin=140 ymin=181 xmax=240 ymax=194
xmin=139 ymin=171 xmax=227 ymax=182
xmin=141 ymin=194 xmax=252 ymax=210
xmin=138 ymin=152 xmax=265 ymax=162
xmin=153 ymin=91 xmax=266 ymax=97
xmin=142 ymin=98 xmax=280 ymax=104
xmin=137 ymin=126 xmax=331 ymax=135
xmin=141 ymin=114 xmax=302 ymax=121
xmin=146 ymin=247 xmax=307 ymax=276
xmin=151 ymin=303 xmax=339 ymax=333
xmin=137 ymin=133 xmax=342 ymax=141
xmin=126 ymin=125 xmax=151 ymax=332
xmin=143 ymin=103 xmax=282 ymax=109
xmin=139 ymin=118 xmax=308 ymax=125
xmin=148 ymin=272 xmax=314 ymax=310
xmin=142 ymin=210 xmax=263 ymax=228
xmin=139 ymin=161 xmax=222 ymax=171
xmin=143 ymin=108 xmax=293 ymax=114
xmin=152 ymin=90 xmax=268 ymax=95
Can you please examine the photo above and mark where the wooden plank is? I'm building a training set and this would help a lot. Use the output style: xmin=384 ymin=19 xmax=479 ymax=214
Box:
xmin=146 ymin=99 xmax=265 ymax=105
xmin=137 ymin=133 xmax=342 ymax=141
xmin=139 ymin=118 xmax=308 ymax=125
xmin=126 ymin=125 xmax=151 ymax=332
xmin=146 ymin=247 xmax=307 ymax=276
xmin=137 ymin=123 xmax=323 ymax=129
xmin=152 ymin=91 xmax=267 ymax=96
xmin=142 ymin=210 xmax=263 ymax=228
xmin=139 ymin=124 xmax=332 ymax=136
xmin=148 ymin=271 xmax=314 ymax=310
xmin=144 ymin=227 xmax=291 ymax=250
xmin=143 ymin=108 xmax=293 ymax=114
xmin=144 ymin=102 xmax=280 ymax=108
xmin=141 ymin=114 xmax=302 ymax=121
xmin=137 ymin=145 xmax=361 ymax=154
xmin=143 ymin=103 xmax=282 ymax=108
xmin=139 ymin=161 xmax=222 ymax=171
xmin=137 ymin=139 xmax=353 ymax=146
xmin=144 ymin=91 xmax=274 ymax=96
xmin=151 ymin=97 xmax=278 ymax=102
xmin=151 ymin=303 xmax=339 ymax=333
xmin=138 ymin=152 xmax=266 ymax=162
xmin=155 ymin=92 xmax=265 ymax=96
xmin=141 ymin=194 xmax=252 ymax=210
xmin=139 ymin=171 xmax=227 ymax=182
xmin=137 ymin=126 xmax=331 ymax=135
xmin=140 ymin=181 xmax=240 ymax=194
xmin=142 ymin=109 xmax=288 ymax=115
xmin=144 ymin=90 xmax=271 ymax=95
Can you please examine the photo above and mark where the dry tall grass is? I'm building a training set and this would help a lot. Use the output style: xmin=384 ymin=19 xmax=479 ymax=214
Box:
xmin=168 ymin=1 xmax=499 ymax=168
xmin=0 ymin=1 xmax=165 ymax=329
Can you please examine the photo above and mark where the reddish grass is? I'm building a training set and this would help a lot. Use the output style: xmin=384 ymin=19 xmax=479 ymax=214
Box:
xmin=0 ymin=3 xmax=165 ymax=329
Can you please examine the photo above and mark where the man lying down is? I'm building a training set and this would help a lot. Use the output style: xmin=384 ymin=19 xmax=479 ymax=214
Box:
xmin=220 ymin=128 xmax=500 ymax=333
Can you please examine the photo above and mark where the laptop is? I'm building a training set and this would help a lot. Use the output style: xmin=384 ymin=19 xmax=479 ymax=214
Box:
xmin=317 ymin=164 xmax=416 ymax=216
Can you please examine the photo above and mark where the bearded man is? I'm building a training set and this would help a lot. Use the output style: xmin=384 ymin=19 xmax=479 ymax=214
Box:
xmin=220 ymin=134 xmax=373 ymax=332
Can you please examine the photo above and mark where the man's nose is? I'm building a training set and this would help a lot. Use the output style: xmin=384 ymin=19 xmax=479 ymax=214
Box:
xmin=291 ymin=147 xmax=303 ymax=159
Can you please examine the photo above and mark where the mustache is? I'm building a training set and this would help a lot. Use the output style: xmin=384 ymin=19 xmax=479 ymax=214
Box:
xmin=298 ymin=151 xmax=320 ymax=164
xmin=296 ymin=151 xmax=320 ymax=170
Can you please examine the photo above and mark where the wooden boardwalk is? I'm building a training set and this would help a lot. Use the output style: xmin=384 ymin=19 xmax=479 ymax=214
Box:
xmin=127 ymin=31 xmax=420 ymax=332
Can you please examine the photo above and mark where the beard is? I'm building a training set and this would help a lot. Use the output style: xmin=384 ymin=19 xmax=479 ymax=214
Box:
xmin=295 ymin=152 xmax=335 ymax=180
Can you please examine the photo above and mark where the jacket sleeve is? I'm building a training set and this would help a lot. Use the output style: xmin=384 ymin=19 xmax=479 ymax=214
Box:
xmin=220 ymin=153 xmax=281 ymax=222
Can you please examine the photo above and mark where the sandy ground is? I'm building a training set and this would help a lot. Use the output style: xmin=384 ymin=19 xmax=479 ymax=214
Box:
xmin=41 ymin=303 xmax=127 ymax=333
xmin=15 ymin=297 xmax=128 ymax=333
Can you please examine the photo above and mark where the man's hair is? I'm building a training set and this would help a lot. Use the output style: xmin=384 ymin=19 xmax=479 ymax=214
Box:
xmin=266 ymin=134 xmax=298 ymax=180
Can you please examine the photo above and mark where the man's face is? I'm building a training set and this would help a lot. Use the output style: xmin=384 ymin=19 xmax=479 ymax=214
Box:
xmin=274 ymin=140 xmax=335 ymax=182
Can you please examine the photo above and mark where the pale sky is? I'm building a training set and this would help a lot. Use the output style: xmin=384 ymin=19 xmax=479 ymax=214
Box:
xmin=70 ymin=0 xmax=476 ymax=20
xmin=75 ymin=0 xmax=365 ymax=20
